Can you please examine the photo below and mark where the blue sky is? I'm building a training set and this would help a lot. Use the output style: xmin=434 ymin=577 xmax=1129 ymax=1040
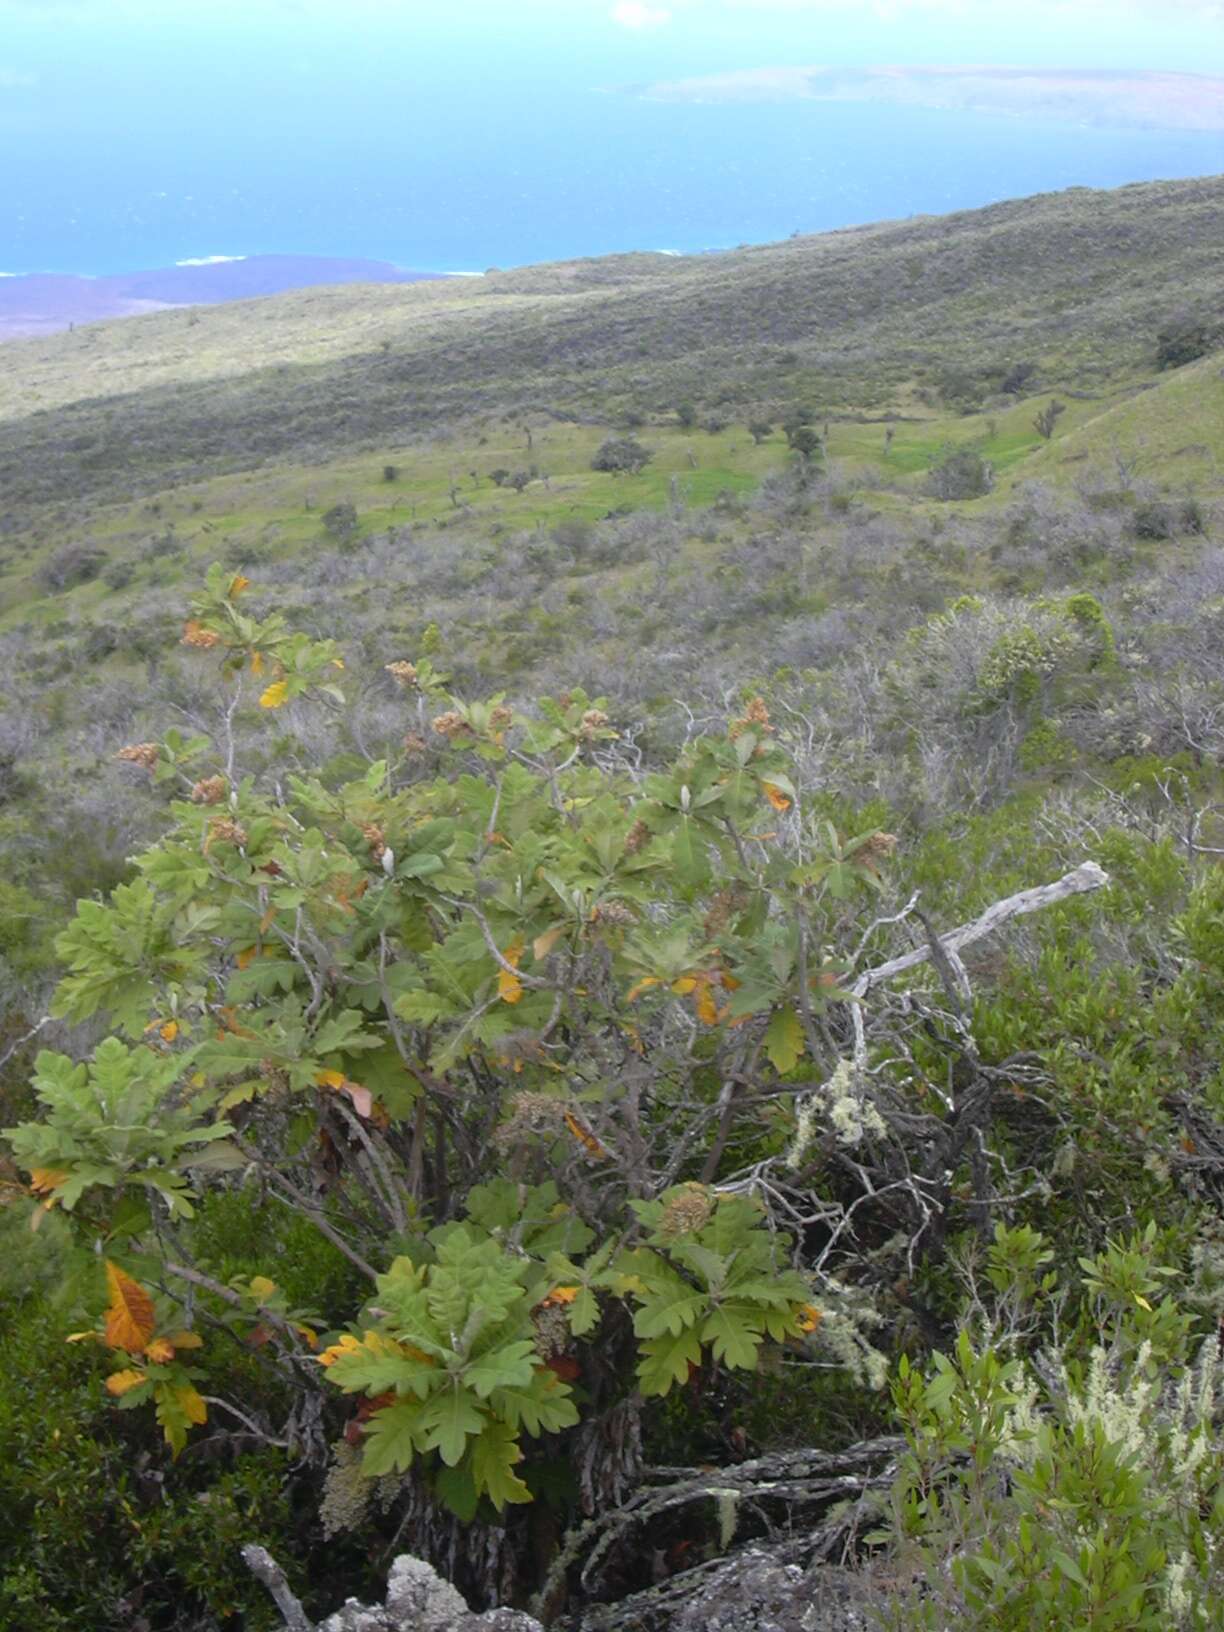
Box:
xmin=1 ymin=1 xmax=1221 ymax=273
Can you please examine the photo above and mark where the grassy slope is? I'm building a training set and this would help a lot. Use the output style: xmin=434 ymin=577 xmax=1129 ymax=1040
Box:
xmin=1 ymin=173 xmax=1221 ymax=540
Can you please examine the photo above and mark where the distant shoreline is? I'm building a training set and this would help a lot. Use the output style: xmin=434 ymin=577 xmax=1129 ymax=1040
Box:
xmin=0 ymin=254 xmax=468 ymax=342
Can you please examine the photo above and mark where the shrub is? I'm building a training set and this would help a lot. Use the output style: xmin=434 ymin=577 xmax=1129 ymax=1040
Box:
xmin=1156 ymin=311 xmax=1221 ymax=371
xmin=1132 ymin=500 xmax=1177 ymax=540
xmin=882 ymin=1232 xmax=1224 ymax=1630
xmin=322 ymin=502 xmax=359 ymax=543
xmin=927 ymin=447 xmax=993 ymax=500
xmin=6 ymin=568 xmax=903 ymax=1556
xmin=36 ymin=544 xmax=106 ymax=592
xmin=591 ymin=436 xmax=652 ymax=475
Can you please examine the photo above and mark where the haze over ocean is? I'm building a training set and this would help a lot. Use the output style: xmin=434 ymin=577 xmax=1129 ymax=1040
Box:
xmin=2 ymin=0 xmax=1222 ymax=277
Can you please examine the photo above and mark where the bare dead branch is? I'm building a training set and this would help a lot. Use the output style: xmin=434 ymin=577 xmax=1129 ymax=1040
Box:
xmin=853 ymin=862 xmax=1109 ymax=998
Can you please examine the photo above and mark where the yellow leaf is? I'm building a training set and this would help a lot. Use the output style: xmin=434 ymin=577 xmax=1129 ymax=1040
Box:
xmin=670 ymin=976 xmax=698 ymax=996
xmin=293 ymin=1323 xmax=320 ymax=1350
xmin=228 ymin=574 xmax=251 ymax=597
xmin=251 ymin=650 xmax=265 ymax=676
xmin=248 ymin=1275 xmax=278 ymax=1302
xmin=174 ymin=1384 xmax=208 ymax=1425
xmin=626 ymin=976 xmax=659 ymax=1003
xmin=542 ymin=1286 xmax=580 ymax=1307
xmin=317 ymin=1332 xmax=364 ymax=1368
xmin=145 ymin=1337 xmax=176 ymax=1364
xmin=762 ymin=782 xmax=792 ymax=812
xmin=104 ymin=1261 xmax=157 ymax=1353
xmin=693 ymin=980 xmax=720 ymax=1026
xmin=331 ymin=658 xmax=345 ymax=671
xmin=28 ymin=1167 xmax=69 ymax=1196
xmin=1134 ymin=1294 xmax=1152 ymax=1312
xmin=315 ymin=1069 xmax=345 ymax=1090
xmin=66 ymin=1330 xmax=104 ymax=1345
xmin=159 ymin=1020 xmax=179 ymax=1043
xmin=235 ymin=946 xmax=258 ymax=970
xmin=533 ymin=924 xmax=566 ymax=961
xmin=165 ymin=1330 xmax=204 ymax=1350
xmin=795 ymin=1303 xmax=823 ymax=1334
xmin=498 ymin=938 xmax=525 ymax=1005
xmin=106 ymin=1368 xmax=147 ymax=1397
xmin=259 ymin=680 xmax=289 ymax=710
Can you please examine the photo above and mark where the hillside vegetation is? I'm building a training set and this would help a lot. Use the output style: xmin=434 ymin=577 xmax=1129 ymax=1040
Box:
xmin=2 ymin=176 xmax=1224 ymax=1631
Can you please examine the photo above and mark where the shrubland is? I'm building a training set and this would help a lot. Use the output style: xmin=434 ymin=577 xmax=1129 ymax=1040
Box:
xmin=2 ymin=176 xmax=1224 ymax=1629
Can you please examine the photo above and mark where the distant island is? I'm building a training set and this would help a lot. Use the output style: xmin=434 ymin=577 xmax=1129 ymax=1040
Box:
xmin=0 ymin=255 xmax=455 ymax=341
xmin=638 ymin=65 xmax=1224 ymax=133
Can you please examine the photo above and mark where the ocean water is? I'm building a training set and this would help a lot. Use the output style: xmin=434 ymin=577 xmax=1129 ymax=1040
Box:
xmin=4 ymin=80 xmax=1222 ymax=276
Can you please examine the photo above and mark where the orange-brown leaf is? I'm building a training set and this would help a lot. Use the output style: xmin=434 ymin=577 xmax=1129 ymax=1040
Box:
xmin=543 ymin=1354 xmax=582 ymax=1382
xmin=144 ymin=1337 xmax=176 ymax=1364
xmin=762 ymin=782 xmax=792 ymax=812
xmin=563 ymin=1111 xmax=609 ymax=1161
xmin=104 ymin=1261 xmax=156 ymax=1353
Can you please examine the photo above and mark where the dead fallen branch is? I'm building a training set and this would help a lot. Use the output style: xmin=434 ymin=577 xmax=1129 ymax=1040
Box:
xmin=534 ymin=1434 xmax=905 ymax=1620
xmin=853 ymin=862 xmax=1109 ymax=998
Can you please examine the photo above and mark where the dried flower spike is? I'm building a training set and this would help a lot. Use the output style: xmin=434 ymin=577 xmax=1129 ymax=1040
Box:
xmin=190 ymin=775 xmax=227 ymax=806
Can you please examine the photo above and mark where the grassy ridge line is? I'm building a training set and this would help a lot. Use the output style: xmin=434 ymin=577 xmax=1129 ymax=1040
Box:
xmin=0 ymin=176 xmax=1221 ymax=532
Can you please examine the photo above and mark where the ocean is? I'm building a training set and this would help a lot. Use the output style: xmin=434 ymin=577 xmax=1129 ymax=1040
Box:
xmin=4 ymin=79 xmax=1222 ymax=277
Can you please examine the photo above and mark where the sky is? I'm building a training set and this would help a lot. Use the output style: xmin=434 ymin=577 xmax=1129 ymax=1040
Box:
xmin=1 ymin=1 xmax=1222 ymax=274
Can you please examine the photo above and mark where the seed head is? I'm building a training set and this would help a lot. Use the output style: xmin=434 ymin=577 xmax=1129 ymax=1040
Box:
xmin=117 ymin=742 xmax=159 ymax=771
xmin=207 ymin=817 xmax=248 ymax=849
xmin=624 ymin=817 xmax=651 ymax=854
xmin=181 ymin=621 xmax=221 ymax=649
xmin=190 ymin=775 xmax=227 ymax=806
xmin=431 ymin=710 xmax=470 ymax=739
xmin=659 ymin=1183 xmax=714 ymax=1239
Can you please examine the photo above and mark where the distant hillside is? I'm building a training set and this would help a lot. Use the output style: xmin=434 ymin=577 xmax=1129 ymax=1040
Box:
xmin=0 ymin=256 xmax=451 ymax=341
xmin=0 ymin=174 xmax=1221 ymax=532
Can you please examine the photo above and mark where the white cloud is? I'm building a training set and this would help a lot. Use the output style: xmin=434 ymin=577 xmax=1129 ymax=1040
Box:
xmin=721 ymin=0 xmax=1223 ymax=13
xmin=611 ymin=1 xmax=672 ymax=28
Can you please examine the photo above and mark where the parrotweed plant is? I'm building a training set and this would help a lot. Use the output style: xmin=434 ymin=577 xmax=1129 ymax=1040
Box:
xmin=5 ymin=567 xmax=890 ymax=1517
